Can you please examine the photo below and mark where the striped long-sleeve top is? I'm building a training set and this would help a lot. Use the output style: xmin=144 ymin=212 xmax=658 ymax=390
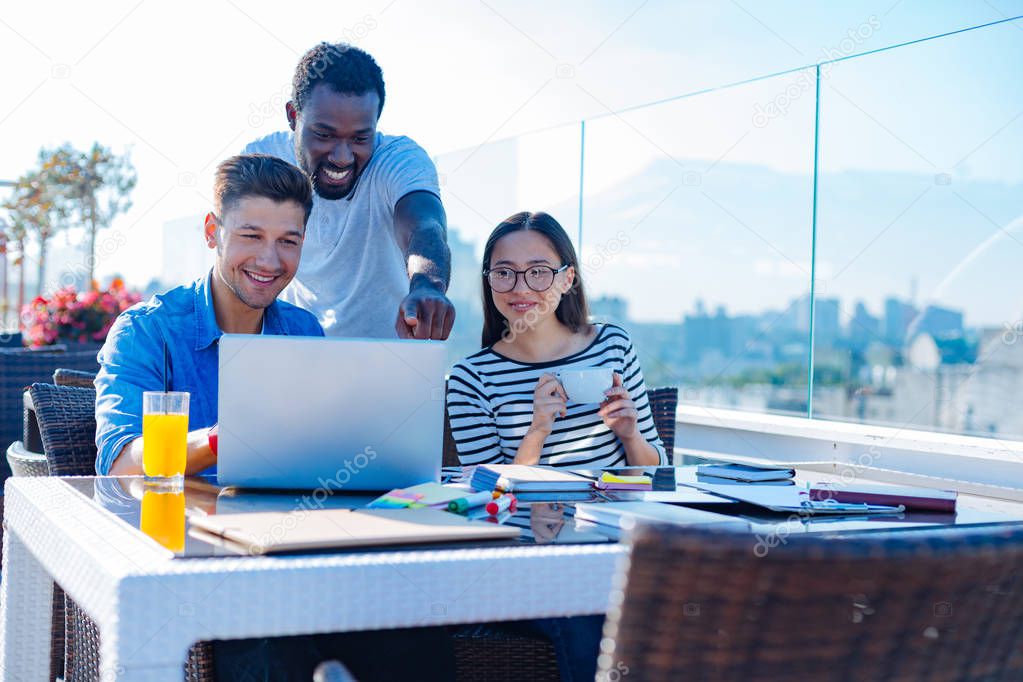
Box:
xmin=447 ymin=323 xmax=667 ymax=468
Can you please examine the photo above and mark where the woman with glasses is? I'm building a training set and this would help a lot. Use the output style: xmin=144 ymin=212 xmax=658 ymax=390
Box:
xmin=447 ymin=211 xmax=666 ymax=469
xmin=447 ymin=211 xmax=664 ymax=682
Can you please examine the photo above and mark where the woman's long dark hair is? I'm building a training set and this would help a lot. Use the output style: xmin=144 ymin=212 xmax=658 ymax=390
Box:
xmin=480 ymin=211 xmax=590 ymax=348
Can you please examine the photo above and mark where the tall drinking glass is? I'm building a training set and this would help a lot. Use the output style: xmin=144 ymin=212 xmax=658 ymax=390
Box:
xmin=142 ymin=391 xmax=189 ymax=479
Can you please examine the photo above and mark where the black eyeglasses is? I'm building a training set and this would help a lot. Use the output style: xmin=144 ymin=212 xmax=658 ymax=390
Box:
xmin=484 ymin=264 xmax=569 ymax=293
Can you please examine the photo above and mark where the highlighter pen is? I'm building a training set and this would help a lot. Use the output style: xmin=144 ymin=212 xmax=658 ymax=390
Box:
xmin=448 ymin=490 xmax=495 ymax=514
xmin=486 ymin=493 xmax=518 ymax=516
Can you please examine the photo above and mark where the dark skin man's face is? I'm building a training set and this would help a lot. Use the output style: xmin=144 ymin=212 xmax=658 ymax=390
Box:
xmin=287 ymin=85 xmax=379 ymax=200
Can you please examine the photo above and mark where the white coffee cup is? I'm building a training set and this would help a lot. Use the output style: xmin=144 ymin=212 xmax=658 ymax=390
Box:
xmin=557 ymin=368 xmax=614 ymax=403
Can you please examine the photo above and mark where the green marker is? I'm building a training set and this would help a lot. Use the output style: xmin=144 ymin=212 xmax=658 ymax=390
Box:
xmin=448 ymin=490 xmax=494 ymax=514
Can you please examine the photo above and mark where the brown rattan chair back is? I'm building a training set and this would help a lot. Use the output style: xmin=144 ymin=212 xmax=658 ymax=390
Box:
xmin=646 ymin=387 xmax=678 ymax=463
xmin=599 ymin=523 xmax=1023 ymax=682
xmin=54 ymin=368 xmax=98 ymax=388
xmin=442 ymin=376 xmax=461 ymax=468
xmin=29 ymin=383 xmax=97 ymax=476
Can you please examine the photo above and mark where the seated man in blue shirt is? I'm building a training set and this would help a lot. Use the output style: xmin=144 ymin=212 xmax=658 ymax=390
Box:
xmin=95 ymin=153 xmax=323 ymax=476
xmin=94 ymin=153 xmax=455 ymax=681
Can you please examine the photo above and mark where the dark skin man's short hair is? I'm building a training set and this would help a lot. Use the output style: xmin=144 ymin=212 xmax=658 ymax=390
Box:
xmin=291 ymin=42 xmax=386 ymax=117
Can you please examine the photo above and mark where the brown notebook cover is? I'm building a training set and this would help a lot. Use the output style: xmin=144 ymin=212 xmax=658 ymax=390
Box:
xmin=189 ymin=507 xmax=520 ymax=554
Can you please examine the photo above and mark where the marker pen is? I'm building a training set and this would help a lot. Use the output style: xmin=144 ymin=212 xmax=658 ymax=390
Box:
xmin=486 ymin=493 xmax=518 ymax=516
xmin=448 ymin=490 xmax=495 ymax=514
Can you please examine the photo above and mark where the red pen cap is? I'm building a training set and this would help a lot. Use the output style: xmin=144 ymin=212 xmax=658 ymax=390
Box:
xmin=485 ymin=493 xmax=517 ymax=515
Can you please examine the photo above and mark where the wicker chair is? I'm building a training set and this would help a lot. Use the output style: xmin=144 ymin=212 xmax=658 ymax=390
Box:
xmin=53 ymin=367 xmax=98 ymax=388
xmin=28 ymin=382 xmax=215 ymax=682
xmin=0 ymin=331 xmax=23 ymax=348
xmin=646 ymin=387 xmax=678 ymax=463
xmin=452 ymin=623 xmax=562 ymax=682
xmin=29 ymin=383 xmax=99 ymax=477
xmin=23 ymin=389 xmax=44 ymax=453
xmin=0 ymin=346 xmax=100 ymax=477
xmin=19 ymin=368 xmax=97 ymax=458
xmin=5 ymin=439 xmax=49 ymax=477
xmin=441 ymin=377 xmax=461 ymax=468
xmin=599 ymin=523 xmax=1023 ymax=682
xmin=1 ymin=347 xmax=65 ymax=465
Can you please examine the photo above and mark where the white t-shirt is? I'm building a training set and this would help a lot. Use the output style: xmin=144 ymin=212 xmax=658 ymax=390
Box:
xmin=243 ymin=131 xmax=440 ymax=338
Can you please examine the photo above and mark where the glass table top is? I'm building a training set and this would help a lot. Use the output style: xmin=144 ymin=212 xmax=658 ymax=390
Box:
xmin=56 ymin=460 xmax=1023 ymax=559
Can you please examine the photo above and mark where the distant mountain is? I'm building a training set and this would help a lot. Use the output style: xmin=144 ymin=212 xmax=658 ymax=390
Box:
xmin=440 ymin=154 xmax=1023 ymax=369
xmin=561 ymin=157 xmax=1023 ymax=326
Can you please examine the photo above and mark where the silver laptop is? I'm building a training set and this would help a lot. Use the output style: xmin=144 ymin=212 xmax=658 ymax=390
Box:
xmin=217 ymin=334 xmax=445 ymax=490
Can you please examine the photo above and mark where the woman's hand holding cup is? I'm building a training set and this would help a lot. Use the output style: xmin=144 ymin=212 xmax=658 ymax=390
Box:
xmin=599 ymin=372 xmax=640 ymax=441
xmin=529 ymin=373 xmax=568 ymax=437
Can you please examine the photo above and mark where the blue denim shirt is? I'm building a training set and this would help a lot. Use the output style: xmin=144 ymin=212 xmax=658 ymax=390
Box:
xmin=94 ymin=271 xmax=324 ymax=475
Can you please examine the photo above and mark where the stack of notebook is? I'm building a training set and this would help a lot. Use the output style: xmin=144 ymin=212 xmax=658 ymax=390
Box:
xmin=470 ymin=465 xmax=594 ymax=493
xmin=696 ymin=463 xmax=795 ymax=482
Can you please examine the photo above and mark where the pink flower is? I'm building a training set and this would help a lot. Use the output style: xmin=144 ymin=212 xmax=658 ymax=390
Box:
xmin=19 ymin=282 xmax=143 ymax=346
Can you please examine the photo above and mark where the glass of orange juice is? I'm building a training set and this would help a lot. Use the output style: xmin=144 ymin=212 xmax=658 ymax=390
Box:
xmin=143 ymin=391 xmax=189 ymax=479
xmin=140 ymin=486 xmax=186 ymax=552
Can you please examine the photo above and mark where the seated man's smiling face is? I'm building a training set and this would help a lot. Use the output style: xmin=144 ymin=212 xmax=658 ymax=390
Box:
xmin=212 ymin=196 xmax=306 ymax=310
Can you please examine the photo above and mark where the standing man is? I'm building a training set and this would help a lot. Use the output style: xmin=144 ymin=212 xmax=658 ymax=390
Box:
xmin=245 ymin=42 xmax=455 ymax=340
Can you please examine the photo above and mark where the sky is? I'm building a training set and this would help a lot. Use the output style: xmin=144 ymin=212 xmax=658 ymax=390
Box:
xmin=2 ymin=0 xmax=1022 ymax=304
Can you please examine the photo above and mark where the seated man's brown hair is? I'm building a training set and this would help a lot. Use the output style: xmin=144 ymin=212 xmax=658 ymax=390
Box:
xmin=213 ymin=154 xmax=314 ymax=225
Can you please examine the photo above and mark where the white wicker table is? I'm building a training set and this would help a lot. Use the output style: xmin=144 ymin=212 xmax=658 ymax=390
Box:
xmin=0 ymin=477 xmax=625 ymax=681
